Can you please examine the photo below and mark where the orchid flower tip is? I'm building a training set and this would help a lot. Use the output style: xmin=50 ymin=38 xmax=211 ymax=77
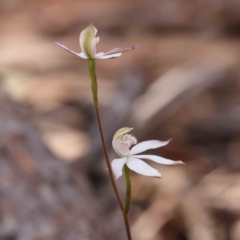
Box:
xmin=175 ymin=161 xmax=185 ymax=165
xmin=53 ymin=41 xmax=62 ymax=47
xmin=133 ymin=45 xmax=140 ymax=49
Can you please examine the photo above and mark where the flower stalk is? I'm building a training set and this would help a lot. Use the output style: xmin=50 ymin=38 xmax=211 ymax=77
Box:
xmin=124 ymin=165 xmax=131 ymax=215
xmin=88 ymin=59 xmax=132 ymax=240
xmin=88 ymin=59 xmax=98 ymax=107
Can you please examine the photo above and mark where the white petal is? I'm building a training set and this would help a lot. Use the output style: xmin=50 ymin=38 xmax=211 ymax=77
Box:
xmin=95 ymin=52 xmax=122 ymax=59
xmin=134 ymin=155 xmax=184 ymax=165
xmin=95 ymin=52 xmax=105 ymax=57
xmin=111 ymin=157 xmax=127 ymax=179
xmin=53 ymin=42 xmax=80 ymax=57
xmin=130 ymin=140 xmax=171 ymax=155
xmin=78 ymin=52 xmax=88 ymax=59
xmin=127 ymin=157 xmax=161 ymax=178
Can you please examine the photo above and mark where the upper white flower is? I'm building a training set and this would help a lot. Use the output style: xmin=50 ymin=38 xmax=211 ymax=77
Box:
xmin=112 ymin=127 xmax=184 ymax=179
xmin=54 ymin=24 xmax=139 ymax=60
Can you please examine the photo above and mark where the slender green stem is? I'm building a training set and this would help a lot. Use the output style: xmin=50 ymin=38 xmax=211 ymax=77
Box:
xmin=88 ymin=59 xmax=132 ymax=240
xmin=88 ymin=59 xmax=98 ymax=107
xmin=124 ymin=165 xmax=131 ymax=215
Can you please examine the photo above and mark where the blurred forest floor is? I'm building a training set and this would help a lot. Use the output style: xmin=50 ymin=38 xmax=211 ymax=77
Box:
xmin=1 ymin=0 xmax=240 ymax=240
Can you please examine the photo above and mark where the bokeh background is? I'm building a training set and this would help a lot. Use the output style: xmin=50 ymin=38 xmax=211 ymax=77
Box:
xmin=1 ymin=0 xmax=240 ymax=240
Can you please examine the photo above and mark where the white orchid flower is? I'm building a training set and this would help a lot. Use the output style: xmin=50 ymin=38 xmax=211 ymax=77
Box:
xmin=111 ymin=127 xmax=184 ymax=179
xmin=54 ymin=24 xmax=139 ymax=60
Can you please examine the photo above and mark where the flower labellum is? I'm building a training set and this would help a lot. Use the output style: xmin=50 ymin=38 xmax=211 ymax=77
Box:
xmin=111 ymin=127 xmax=184 ymax=179
xmin=53 ymin=24 xmax=139 ymax=60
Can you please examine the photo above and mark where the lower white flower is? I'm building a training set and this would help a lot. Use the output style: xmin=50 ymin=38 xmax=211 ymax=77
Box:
xmin=111 ymin=127 xmax=184 ymax=179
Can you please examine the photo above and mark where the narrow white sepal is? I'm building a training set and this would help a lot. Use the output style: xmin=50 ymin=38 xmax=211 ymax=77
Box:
xmin=104 ymin=45 xmax=140 ymax=55
xmin=130 ymin=140 xmax=171 ymax=155
xmin=111 ymin=157 xmax=127 ymax=179
xmin=53 ymin=42 xmax=80 ymax=57
xmin=126 ymin=157 xmax=161 ymax=178
xmin=134 ymin=154 xmax=184 ymax=165
xmin=95 ymin=52 xmax=122 ymax=59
